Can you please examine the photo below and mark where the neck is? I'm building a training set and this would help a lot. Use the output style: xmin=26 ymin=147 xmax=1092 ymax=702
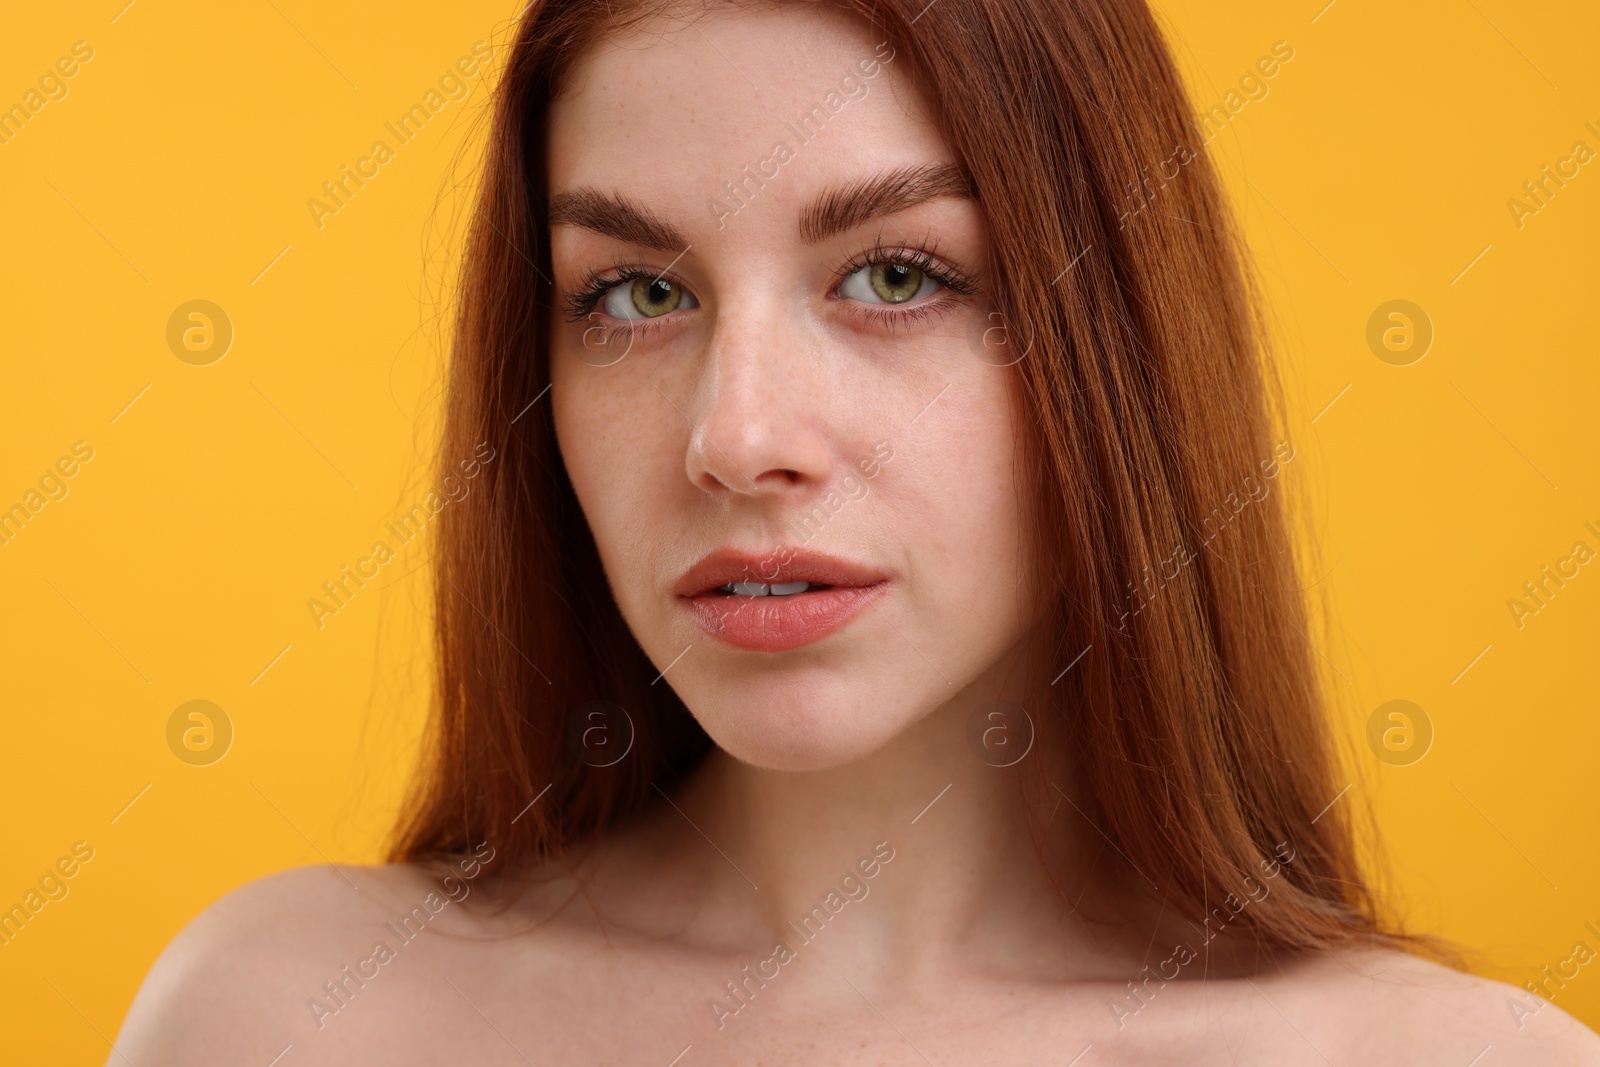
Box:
xmin=643 ymin=659 xmax=1139 ymax=985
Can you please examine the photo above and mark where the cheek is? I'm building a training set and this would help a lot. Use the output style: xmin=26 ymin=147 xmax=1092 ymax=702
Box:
xmin=550 ymin=321 xmax=651 ymax=484
xmin=554 ymin=369 xmax=628 ymax=535
xmin=551 ymin=364 xmax=680 ymax=603
xmin=903 ymin=381 xmax=1029 ymax=620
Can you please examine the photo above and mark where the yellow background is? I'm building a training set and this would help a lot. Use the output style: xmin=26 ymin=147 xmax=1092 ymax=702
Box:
xmin=1 ymin=0 xmax=1595 ymax=1057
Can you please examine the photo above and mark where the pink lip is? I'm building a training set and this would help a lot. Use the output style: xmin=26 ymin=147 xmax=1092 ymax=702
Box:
xmin=674 ymin=548 xmax=890 ymax=652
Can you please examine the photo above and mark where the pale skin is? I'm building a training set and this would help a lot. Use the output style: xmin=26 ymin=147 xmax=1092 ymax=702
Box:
xmin=113 ymin=5 xmax=1600 ymax=1064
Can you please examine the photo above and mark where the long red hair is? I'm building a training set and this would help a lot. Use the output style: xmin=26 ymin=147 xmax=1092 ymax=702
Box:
xmin=390 ymin=0 xmax=1427 ymax=958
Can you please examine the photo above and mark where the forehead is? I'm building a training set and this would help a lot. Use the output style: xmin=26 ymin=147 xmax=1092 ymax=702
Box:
xmin=545 ymin=4 xmax=953 ymax=242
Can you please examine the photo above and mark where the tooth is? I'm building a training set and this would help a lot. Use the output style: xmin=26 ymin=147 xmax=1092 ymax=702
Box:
xmin=727 ymin=582 xmax=769 ymax=596
xmin=769 ymin=581 xmax=809 ymax=596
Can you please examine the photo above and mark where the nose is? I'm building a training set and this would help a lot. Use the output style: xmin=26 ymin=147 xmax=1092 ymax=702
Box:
xmin=683 ymin=301 xmax=834 ymax=499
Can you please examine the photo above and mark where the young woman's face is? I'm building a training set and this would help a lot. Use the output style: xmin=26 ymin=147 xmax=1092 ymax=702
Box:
xmin=547 ymin=3 xmax=1033 ymax=771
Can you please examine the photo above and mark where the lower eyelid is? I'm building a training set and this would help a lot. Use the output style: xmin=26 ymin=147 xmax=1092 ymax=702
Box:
xmin=849 ymin=295 xmax=963 ymax=330
xmin=569 ymin=311 xmax=677 ymax=350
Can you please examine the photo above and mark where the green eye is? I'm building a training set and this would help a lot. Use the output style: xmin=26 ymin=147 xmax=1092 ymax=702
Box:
xmin=840 ymin=259 xmax=937 ymax=305
xmin=586 ymin=273 xmax=698 ymax=322
xmin=870 ymin=263 xmax=924 ymax=303
xmin=630 ymin=277 xmax=684 ymax=317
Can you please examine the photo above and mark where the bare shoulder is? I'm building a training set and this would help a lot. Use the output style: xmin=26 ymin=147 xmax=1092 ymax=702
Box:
xmin=112 ymin=855 xmax=512 ymax=1066
xmin=1278 ymin=946 xmax=1600 ymax=1063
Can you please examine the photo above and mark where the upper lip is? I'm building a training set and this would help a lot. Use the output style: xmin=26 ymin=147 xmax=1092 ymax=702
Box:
xmin=673 ymin=547 xmax=890 ymax=597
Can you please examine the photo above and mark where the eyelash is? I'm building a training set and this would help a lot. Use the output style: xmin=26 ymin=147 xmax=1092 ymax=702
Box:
xmin=557 ymin=235 xmax=980 ymax=340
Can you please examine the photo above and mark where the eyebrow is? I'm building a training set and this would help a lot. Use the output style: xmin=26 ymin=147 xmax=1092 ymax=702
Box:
xmin=547 ymin=161 xmax=973 ymax=252
xmin=547 ymin=188 xmax=688 ymax=253
xmin=798 ymin=161 xmax=972 ymax=244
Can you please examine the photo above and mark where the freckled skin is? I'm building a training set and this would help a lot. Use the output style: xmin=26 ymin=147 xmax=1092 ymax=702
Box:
xmin=110 ymin=5 xmax=1600 ymax=1065
xmin=545 ymin=10 xmax=1030 ymax=775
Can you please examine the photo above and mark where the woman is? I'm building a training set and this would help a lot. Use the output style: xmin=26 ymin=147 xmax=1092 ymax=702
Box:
xmin=116 ymin=0 xmax=1600 ymax=1061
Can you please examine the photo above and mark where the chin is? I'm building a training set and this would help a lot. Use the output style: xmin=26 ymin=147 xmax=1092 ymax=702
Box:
xmin=677 ymin=669 xmax=923 ymax=772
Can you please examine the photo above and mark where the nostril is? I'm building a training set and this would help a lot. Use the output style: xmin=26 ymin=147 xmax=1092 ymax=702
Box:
xmin=758 ymin=468 xmax=802 ymax=487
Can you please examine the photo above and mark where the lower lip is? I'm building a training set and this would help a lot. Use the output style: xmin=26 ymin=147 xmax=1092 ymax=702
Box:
xmin=680 ymin=583 xmax=887 ymax=652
